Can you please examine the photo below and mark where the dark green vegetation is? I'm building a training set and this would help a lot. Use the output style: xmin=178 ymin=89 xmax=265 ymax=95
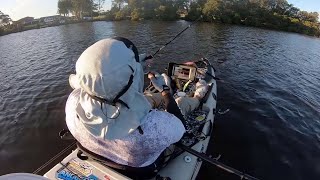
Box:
xmin=1 ymin=0 xmax=319 ymax=37
xmin=104 ymin=0 xmax=320 ymax=37
xmin=0 ymin=11 xmax=12 ymax=35
xmin=0 ymin=11 xmax=11 ymax=25
xmin=57 ymin=0 xmax=105 ymax=18
xmin=58 ymin=0 xmax=320 ymax=37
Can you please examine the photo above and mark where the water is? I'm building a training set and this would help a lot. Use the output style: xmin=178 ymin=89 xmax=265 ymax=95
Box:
xmin=0 ymin=21 xmax=320 ymax=180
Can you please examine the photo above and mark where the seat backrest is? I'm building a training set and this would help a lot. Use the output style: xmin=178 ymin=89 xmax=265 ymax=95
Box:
xmin=76 ymin=143 xmax=162 ymax=179
xmin=59 ymin=128 xmax=165 ymax=178
xmin=77 ymin=142 xmax=129 ymax=170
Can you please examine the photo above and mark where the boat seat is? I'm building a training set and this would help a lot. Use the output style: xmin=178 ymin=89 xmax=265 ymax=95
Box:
xmin=76 ymin=142 xmax=166 ymax=180
xmin=59 ymin=130 xmax=167 ymax=179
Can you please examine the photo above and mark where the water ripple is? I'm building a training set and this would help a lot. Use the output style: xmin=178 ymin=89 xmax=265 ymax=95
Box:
xmin=1 ymin=21 xmax=320 ymax=179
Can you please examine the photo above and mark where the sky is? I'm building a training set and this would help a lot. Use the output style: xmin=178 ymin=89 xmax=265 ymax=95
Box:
xmin=1 ymin=0 xmax=112 ymax=21
xmin=0 ymin=0 xmax=319 ymax=21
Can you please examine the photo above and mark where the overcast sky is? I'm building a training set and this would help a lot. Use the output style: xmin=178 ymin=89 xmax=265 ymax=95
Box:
xmin=1 ymin=0 xmax=319 ymax=21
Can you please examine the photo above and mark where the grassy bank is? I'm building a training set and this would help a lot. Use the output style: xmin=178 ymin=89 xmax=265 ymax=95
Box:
xmin=2 ymin=0 xmax=319 ymax=37
xmin=1 ymin=17 xmax=319 ymax=38
xmin=0 ymin=20 xmax=93 ymax=36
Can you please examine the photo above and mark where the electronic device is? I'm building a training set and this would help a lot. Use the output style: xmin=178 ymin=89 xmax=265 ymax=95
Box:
xmin=167 ymin=63 xmax=197 ymax=81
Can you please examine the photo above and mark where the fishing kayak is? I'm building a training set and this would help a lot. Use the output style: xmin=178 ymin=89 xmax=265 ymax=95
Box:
xmin=42 ymin=57 xmax=217 ymax=180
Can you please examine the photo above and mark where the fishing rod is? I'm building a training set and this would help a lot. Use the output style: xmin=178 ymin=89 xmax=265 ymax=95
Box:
xmin=145 ymin=16 xmax=203 ymax=60
xmin=143 ymin=16 xmax=224 ymax=81
xmin=176 ymin=143 xmax=261 ymax=180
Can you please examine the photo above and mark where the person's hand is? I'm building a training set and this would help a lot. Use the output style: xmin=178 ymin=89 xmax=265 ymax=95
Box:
xmin=139 ymin=53 xmax=153 ymax=72
xmin=148 ymin=72 xmax=172 ymax=94
xmin=147 ymin=72 xmax=155 ymax=79
xmin=148 ymin=73 xmax=168 ymax=93
xmin=139 ymin=53 xmax=147 ymax=62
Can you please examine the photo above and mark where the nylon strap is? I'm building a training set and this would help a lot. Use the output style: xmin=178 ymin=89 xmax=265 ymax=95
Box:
xmin=87 ymin=65 xmax=134 ymax=109
xmin=113 ymin=66 xmax=134 ymax=103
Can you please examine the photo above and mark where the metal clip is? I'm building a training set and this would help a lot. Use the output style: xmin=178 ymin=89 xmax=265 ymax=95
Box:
xmin=209 ymin=154 xmax=221 ymax=161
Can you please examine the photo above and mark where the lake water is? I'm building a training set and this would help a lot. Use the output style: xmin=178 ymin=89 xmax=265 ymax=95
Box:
xmin=0 ymin=21 xmax=320 ymax=180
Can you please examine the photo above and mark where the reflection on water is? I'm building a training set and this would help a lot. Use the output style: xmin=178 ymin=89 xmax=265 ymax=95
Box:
xmin=0 ymin=21 xmax=320 ymax=179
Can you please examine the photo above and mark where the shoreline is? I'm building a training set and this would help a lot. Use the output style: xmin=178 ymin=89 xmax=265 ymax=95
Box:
xmin=0 ymin=19 xmax=319 ymax=38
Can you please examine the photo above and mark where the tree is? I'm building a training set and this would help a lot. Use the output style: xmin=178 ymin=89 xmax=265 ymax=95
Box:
xmin=128 ymin=0 xmax=141 ymax=10
xmin=186 ymin=2 xmax=203 ymax=20
xmin=288 ymin=6 xmax=300 ymax=17
xmin=71 ymin=0 xmax=97 ymax=19
xmin=202 ymin=0 xmax=222 ymax=21
xmin=131 ymin=8 xmax=142 ymax=20
xmin=154 ymin=0 xmax=179 ymax=20
xmin=298 ymin=11 xmax=319 ymax=23
xmin=96 ymin=0 xmax=106 ymax=15
xmin=155 ymin=4 xmax=178 ymax=20
xmin=58 ymin=0 xmax=320 ymax=37
xmin=114 ymin=10 xmax=125 ymax=20
xmin=112 ymin=0 xmax=126 ymax=10
xmin=308 ymin=12 xmax=319 ymax=22
xmin=175 ymin=0 xmax=189 ymax=14
xmin=0 ymin=11 xmax=12 ymax=26
xmin=58 ymin=0 xmax=72 ymax=16
xmin=141 ymin=0 xmax=160 ymax=19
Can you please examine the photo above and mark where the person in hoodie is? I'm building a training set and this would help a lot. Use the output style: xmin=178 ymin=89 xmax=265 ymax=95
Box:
xmin=65 ymin=37 xmax=208 ymax=174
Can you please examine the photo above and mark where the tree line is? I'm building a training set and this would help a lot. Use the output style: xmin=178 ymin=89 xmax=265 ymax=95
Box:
xmin=1 ymin=0 xmax=319 ymax=37
xmin=102 ymin=0 xmax=319 ymax=36
xmin=58 ymin=0 xmax=105 ymax=18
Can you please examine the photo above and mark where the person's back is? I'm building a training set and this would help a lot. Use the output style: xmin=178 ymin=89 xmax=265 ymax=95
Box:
xmin=65 ymin=38 xmax=185 ymax=168
xmin=66 ymin=89 xmax=185 ymax=167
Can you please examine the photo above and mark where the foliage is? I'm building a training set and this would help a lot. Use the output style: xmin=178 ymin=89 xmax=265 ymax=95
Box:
xmin=96 ymin=0 xmax=106 ymax=14
xmin=55 ymin=0 xmax=318 ymax=37
xmin=185 ymin=2 xmax=203 ymax=21
xmin=58 ymin=0 xmax=72 ymax=16
xmin=72 ymin=0 xmax=97 ymax=18
xmin=202 ymin=0 xmax=221 ymax=21
xmin=99 ymin=0 xmax=320 ymax=37
xmin=155 ymin=4 xmax=178 ymax=20
xmin=0 ymin=11 xmax=12 ymax=26
xmin=131 ymin=8 xmax=142 ymax=21
xmin=186 ymin=0 xmax=319 ymax=37
xmin=0 ymin=11 xmax=12 ymax=36
xmin=57 ymin=0 xmax=98 ymax=19
xmin=114 ymin=10 xmax=125 ymax=20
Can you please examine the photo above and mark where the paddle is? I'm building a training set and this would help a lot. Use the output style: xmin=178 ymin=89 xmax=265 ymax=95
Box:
xmin=175 ymin=143 xmax=261 ymax=180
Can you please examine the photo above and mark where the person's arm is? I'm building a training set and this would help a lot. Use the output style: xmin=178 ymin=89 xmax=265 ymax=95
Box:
xmin=161 ymin=89 xmax=186 ymax=127
xmin=148 ymin=73 xmax=186 ymax=127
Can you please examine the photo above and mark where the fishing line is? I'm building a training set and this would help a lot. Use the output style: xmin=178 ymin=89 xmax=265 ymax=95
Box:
xmin=145 ymin=16 xmax=203 ymax=60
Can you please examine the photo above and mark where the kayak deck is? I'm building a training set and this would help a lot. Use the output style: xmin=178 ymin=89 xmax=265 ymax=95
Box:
xmin=44 ymin=151 xmax=131 ymax=180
